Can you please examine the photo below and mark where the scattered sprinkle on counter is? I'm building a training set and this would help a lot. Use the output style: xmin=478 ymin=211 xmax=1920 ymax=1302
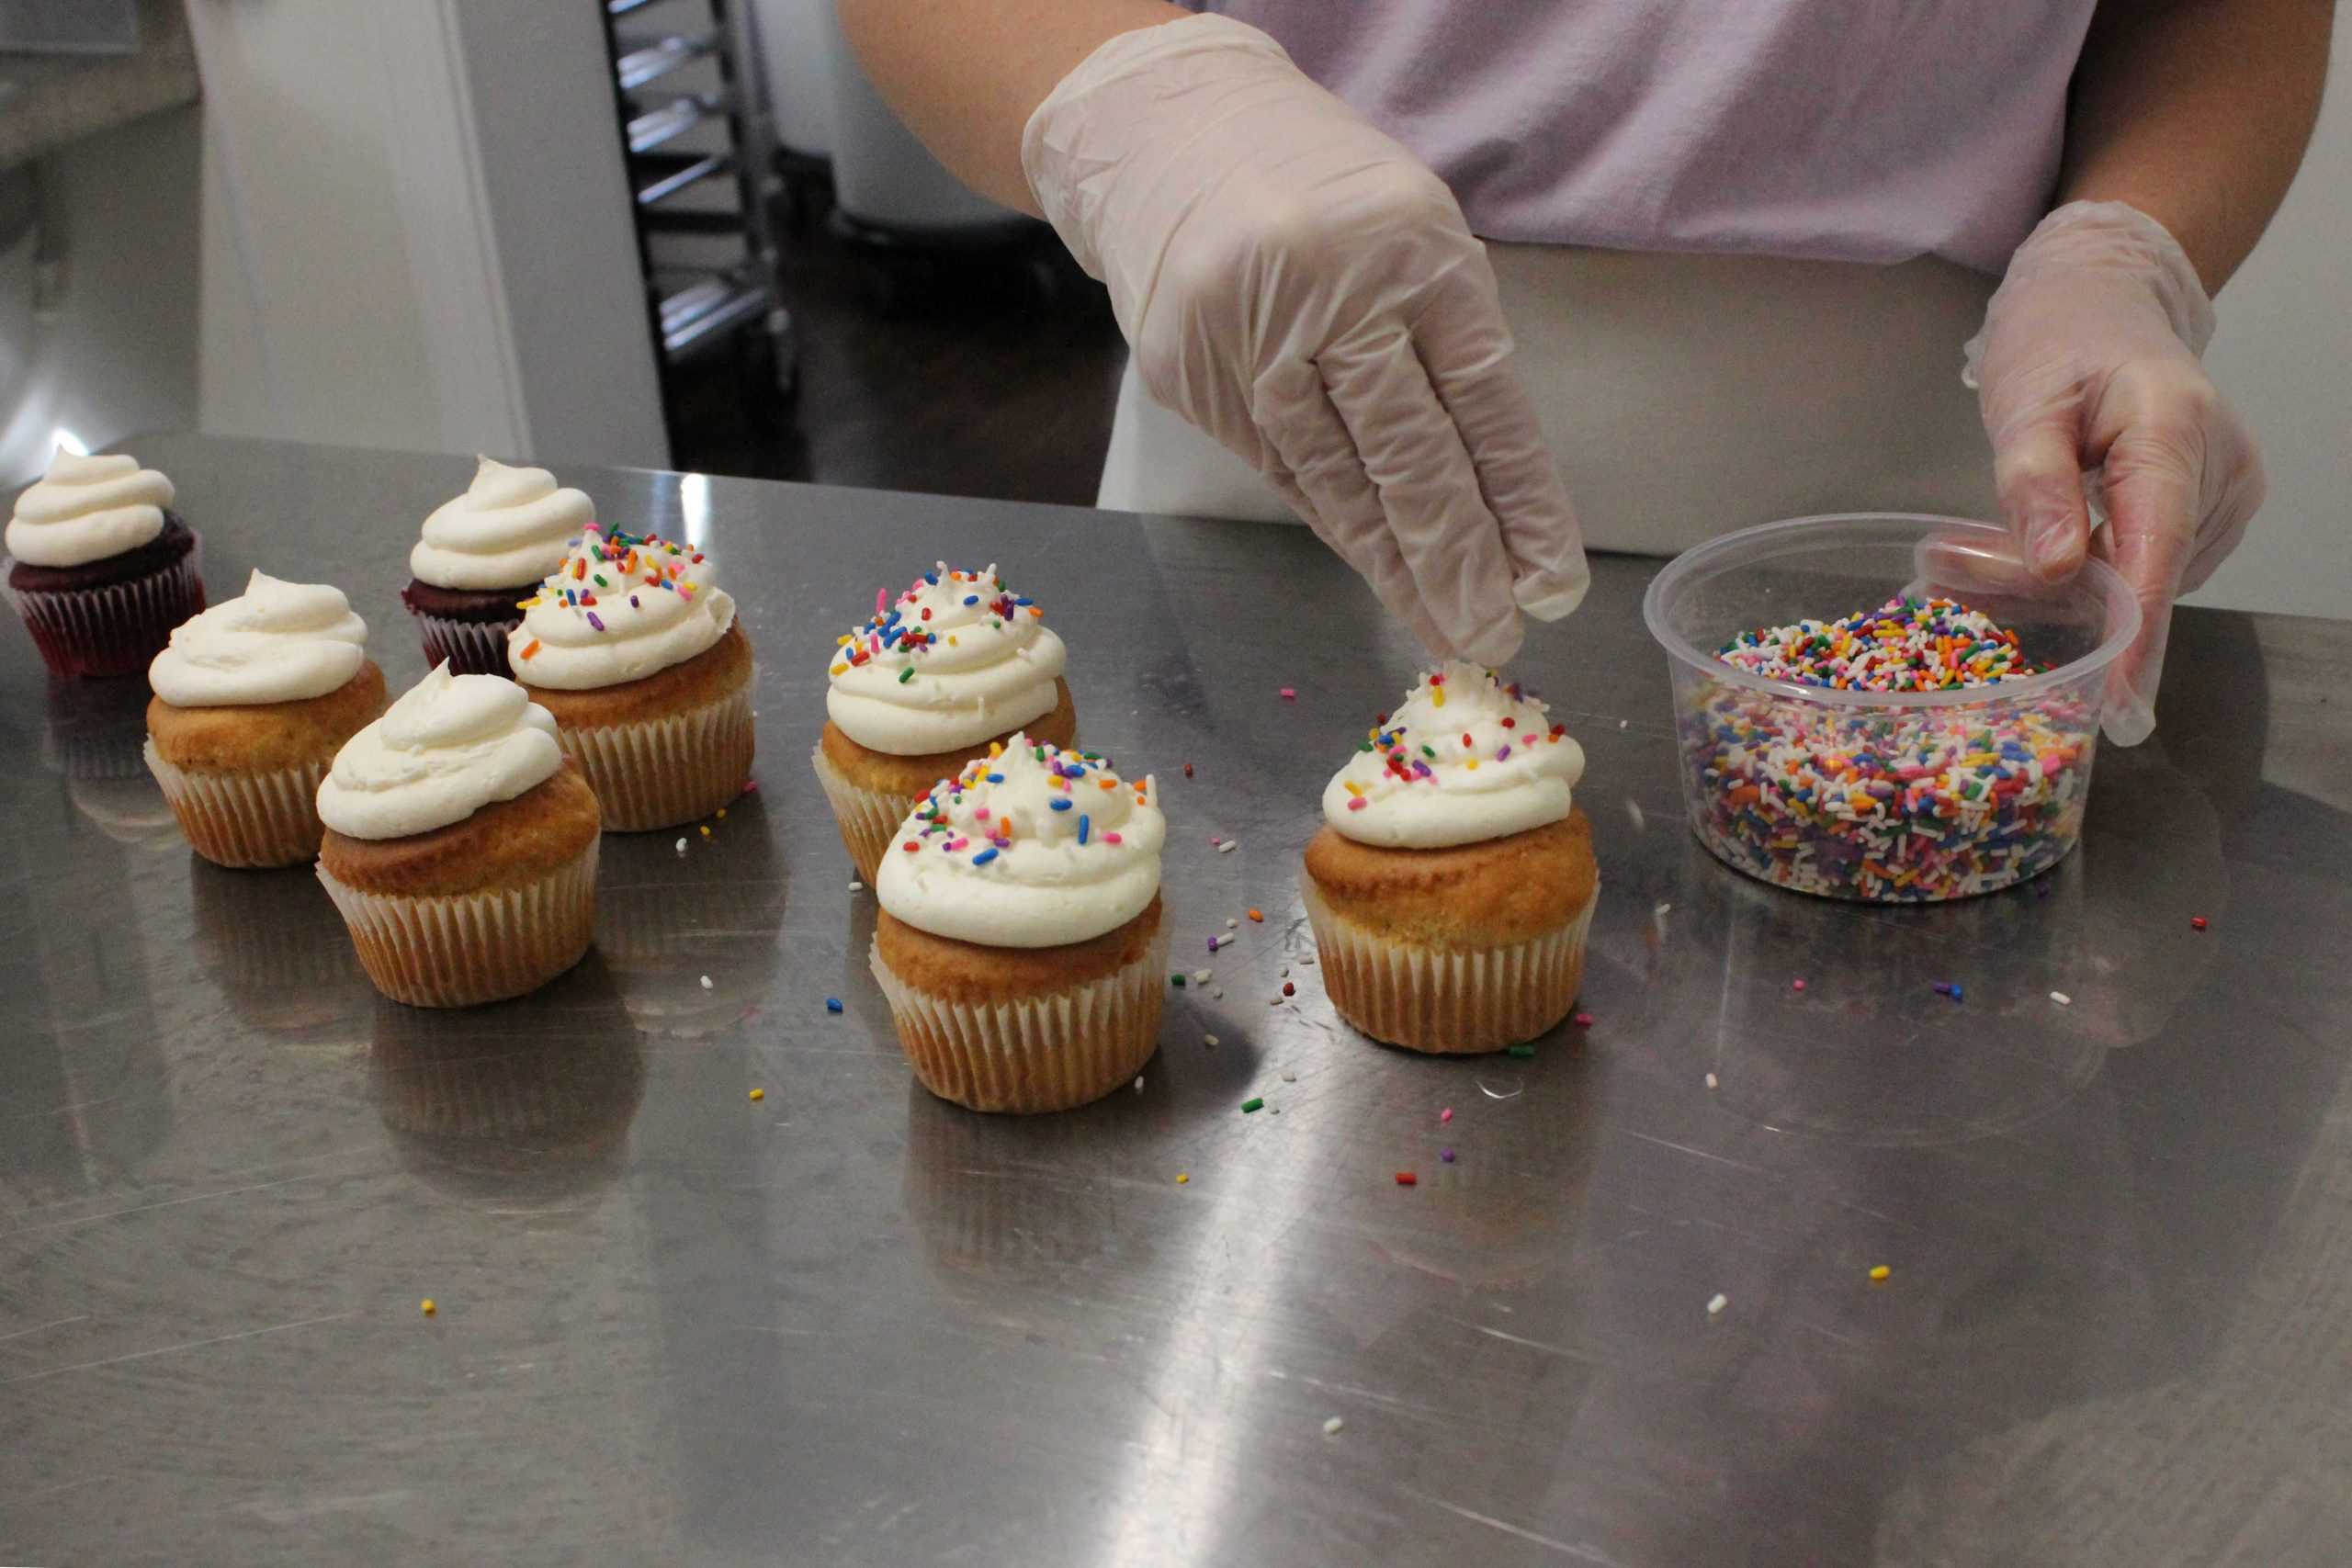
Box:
xmin=1440 ymin=1107 xmax=1453 ymax=1123
xmin=1216 ymin=840 xmax=1238 ymax=853
xmin=2191 ymin=915 xmax=2209 ymax=931
xmin=1440 ymin=1147 xmax=1455 ymax=1164
xmin=1573 ymin=1011 xmax=1594 ymax=1027
xmin=749 ymin=1088 xmax=764 ymax=1101
xmin=1932 ymin=981 xmax=1965 ymax=1002
xmin=2051 ymin=990 xmax=2073 ymax=1006
xmin=1706 ymin=1293 xmax=1727 ymax=1316
xmin=1395 ymin=1171 xmax=1417 ymax=1187
xmin=1193 ymin=965 xmax=1214 ymax=982
xmin=1247 ymin=908 xmax=1263 ymax=922
xmin=1869 ymin=1265 xmax=1892 ymax=1283
xmin=1506 ymin=1044 xmax=1536 ymax=1059
xmin=1203 ymin=1034 xmax=1220 ymax=1048
xmin=1133 ymin=1076 xmax=1145 ymax=1093
xmin=1182 ymin=761 xmax=1193 ymax=778
xmin=698 ymin=975 xmax=713 ymax=990
xmin=1280 ymin=687 xmax=1296 ymax=701
xmin=1792 ymin=977 xmax=1806 ymax=992
xmin=1175 ymin=1172 xmax=1189 ymax=1185
xmin=1170 ymin=973 xmax=1185 ymax=988
xmin=421 ymin=1299 xmax=436 ymax=1315
xmin=1706 ymin=1072 xmax=1719 ymax=1089
xmin=674 ymin=837 xmax=687 ymax=854
xmin=1281 ymin=981 xmax=1295 ymax=998
xmin=847 ymin=880 xmax=863 ymax=893
xmin=824 ymin=997 xmax=843 ymax=1014
xmin=1323 ymin=1416 xmax=1345 ymax=1436
xmin=1241 ymin=1097 xmax=1264 ymax=1114
xmin=699 ymin=825 xmax=711 ymax=839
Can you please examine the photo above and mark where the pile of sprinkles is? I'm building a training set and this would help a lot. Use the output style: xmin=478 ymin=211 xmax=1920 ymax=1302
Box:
xmin=514 ymin=523 xmax=704 ymax=659
xmin=1688 ymin=595 xmax=2093 ymax=901
xmin=896 ymin=737 xmax=1146 ymax=866
xmin=1345 ymin=670 xmax=1570 ymax=811
xmin=830 ymin=564 xmax=1041 ymax=678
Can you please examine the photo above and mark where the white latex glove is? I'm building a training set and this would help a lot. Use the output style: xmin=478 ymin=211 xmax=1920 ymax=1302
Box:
xmin=1964 ymin=201 xmax=2266 ymax=746
xmin=1022 ymin=15 xmax=1588 ymax=664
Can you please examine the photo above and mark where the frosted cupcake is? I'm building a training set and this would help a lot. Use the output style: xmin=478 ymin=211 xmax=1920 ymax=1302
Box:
xmin=1301 ymin=663 xmax=1597 ymax=1054
xmin=5 ymin=447 xmax=204 ymax=678
xmin=870 ymin=735 xmax=1167 ymax=1113
xmin=508 ymin=525 xmax=752 ymax=831
xmin=144 ymin=570 xmax=385 ymax=868
xmin=316 ymin=665 xmax=601 ymax=1007
xmin=813 ymin=563 xmax=1073 ymax=881
xmin=402 ymin=457 xmax=593 ymax=675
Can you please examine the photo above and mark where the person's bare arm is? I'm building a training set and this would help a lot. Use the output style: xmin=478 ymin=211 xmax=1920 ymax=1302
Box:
xmin=2063 ymin=0 xmax=2335 ymax=291
xmin=836 ymin=0 xmax=1187 ymax=216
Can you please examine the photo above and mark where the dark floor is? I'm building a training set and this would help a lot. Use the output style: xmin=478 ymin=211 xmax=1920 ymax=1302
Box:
xmin=667 ymin=180 xmax=1128 ymax=507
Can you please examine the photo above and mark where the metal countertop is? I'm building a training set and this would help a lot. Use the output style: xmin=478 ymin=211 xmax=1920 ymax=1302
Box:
xmin=6 ymin=434 xmax=2352 ymax=1567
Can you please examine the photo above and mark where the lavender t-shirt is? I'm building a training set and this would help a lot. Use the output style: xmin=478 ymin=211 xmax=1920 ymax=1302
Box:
xmin=1186 ymin=1 xmax=2099 ymax=273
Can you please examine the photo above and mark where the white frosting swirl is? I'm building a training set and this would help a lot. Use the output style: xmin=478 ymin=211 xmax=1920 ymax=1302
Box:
xmin=6 ymin=448 xmax=174 ymax=568
xmin=876 ymin=734 xmax=1163 ymax=948
xmin=825 ymin=563 xmax=1067 ymax=754
xmin=507 ymin=526 xmax=735 ymax=690
xmin=1322 ymin=662 xmax=1585 ymax=849
xmin=149 ymin=570 xmax=369 ymax=706
xmin=410 ymin=457 xmax=594 ymax=590
xmin=317 ymin=664 xmax=563 ymax=840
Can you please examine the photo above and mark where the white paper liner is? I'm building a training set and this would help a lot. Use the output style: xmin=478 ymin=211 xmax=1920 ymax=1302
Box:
xmin=810 ymin=744 xmax=921 ymax=883
xmin=869 ymin=918 xmax=1171 ymax=1113
xmin=557 ymin=679 xmax=755 ymax=832
xmin=144 ymin=739 xmax=330 ymax=868
xmin=5 ymin=544 xmax=203 ymax=678
xmin=1301 ymin=880 xmax=1599 ymax=1054
xmin=318 ymin=837 xmax=599 ymax=1008
xmin=412 ymin=610 xmax=519 ymax=678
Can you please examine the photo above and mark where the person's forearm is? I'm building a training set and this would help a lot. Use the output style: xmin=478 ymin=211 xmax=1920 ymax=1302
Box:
xmin=837 ymin=0 xmax=1187 ymax=216
xmin=2063 ymin=0 xmax=2334 ymax=291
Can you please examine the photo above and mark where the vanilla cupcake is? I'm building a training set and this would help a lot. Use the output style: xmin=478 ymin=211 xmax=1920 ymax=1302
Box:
xmin=143 ymin=570 xmax=386 ymax=868
xmin=316 ymin=665 xmax=601 ymax=1007
xmin=401 ymin=457 xmax=593 ymax=674
xmin=813 ymin=563 xmax=1073 ymax=881
xmin=5 ymin=447 xmax=205 ymax=678
xmin=869 ymin=735 xmax=1166 ymax=1113
xmin=508 ymin=525 xmax=752 ymax=831
xmin=1301 ymin=663 xmax=1597 ymax=1054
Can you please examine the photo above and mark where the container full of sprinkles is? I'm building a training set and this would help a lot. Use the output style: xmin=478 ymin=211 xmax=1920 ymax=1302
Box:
xmin=1642 ymin=513 xmax=2139 ymax=902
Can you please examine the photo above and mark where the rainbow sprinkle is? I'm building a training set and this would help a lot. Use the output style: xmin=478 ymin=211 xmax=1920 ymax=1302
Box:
xmin=1687 ymin=595 xmax=2093 ymax=900
xmin=517 ymin=525 xmax=705 ymax=631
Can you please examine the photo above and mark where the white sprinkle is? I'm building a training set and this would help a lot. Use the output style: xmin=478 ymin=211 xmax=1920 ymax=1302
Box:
xmin=1298 ymin=956 xmax=1314 ymax=965
xmin=1212 ymin=989 xmax=1224 ymax=999
xmin=1227 ymin=918 xmax=1238 ymax=930
xmin=1281 ymin=1071 xmax=1296 ymax=1083
xmin=847 ymin=880 xmax=864 ymax=893
xmin=1707 ymin=1293 xmax=1727 ymax=1316
xmin=699 ymin=975 xmax=713 ymax=990
xmin=1216 ymin=840 xmax=1238 ymax=853
xmin=1203 ymin=1034 xmax=1220 ymax=1047
xmin=1625 ymin=799 xmax=1646 ymax=832
xmin=1133 ymin=1076 xmax=1145 ymax=1093
xmin=674 ymin=837 xmax=688 ymax=854
xmin=1619 ymin=718 xmax=1629 ymax=728
xmin=1193 ymin=968 xmax=1212 ymax=984
xmin=1322 ymin=1416 xmax=1345 ymax=1436
xmin=1655 ymin=901 xmax=1673 ymax=918
xmin=2051 ymin=991 xmax=2073 ymax=1006
xmin=1705 ymin=1072 xmax=1718 ymax=1089
xmin=1279 ymin=965 xmax=1290 ymax=978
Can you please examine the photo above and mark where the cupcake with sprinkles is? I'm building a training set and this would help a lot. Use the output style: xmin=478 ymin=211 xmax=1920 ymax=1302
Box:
xmin=1302 ymin=663 xmax=1597 ymax=1054
xmin=5 ymin=446 xmax=205 ymax=679
xmin=1689 ymin=594 xmax=2092 ymax=900
xmin=401 ymin=457 xmax=592 ymax=675
xmin=813 ymin=562 xmax=1074 ymax=881
xmin=508 ymin=525 xmax=753 ymax=831
xmin=870 ymin=734 xmax=1167 ymax=1113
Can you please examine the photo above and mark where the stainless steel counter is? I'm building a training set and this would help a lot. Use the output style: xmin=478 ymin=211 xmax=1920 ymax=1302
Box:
xmin=6 ymin=434 xmax=2352 ymax=1567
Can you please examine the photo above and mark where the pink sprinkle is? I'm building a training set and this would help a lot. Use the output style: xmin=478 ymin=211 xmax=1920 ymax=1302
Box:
xmin=945 ymin=837 xmax=968 ymax=852
xmin=1346 ymin=797 xmax=1368 ymax=811
xmin=1573 ymin=1011 xmax=1593 ymax=1027
xmin=974 ymin=807 xmax=989 ymax=820
xmin=1439 ymin=1108 xmax=1453 ymax=1123
xmin=1209 ymin=835 xmax=1222 ymax=846
xmin=740 ymin=779 xmax=758 ymax=795
xmin=1103 ymin=832 xmax=1122 ymax=845
xmin=1792 ymin=978 xmax=1807 ymax=992
xmin=876 ymin=585 xmax=888 ymax=615
xmin=1280 ymin=687 xmax=1295 ymax=701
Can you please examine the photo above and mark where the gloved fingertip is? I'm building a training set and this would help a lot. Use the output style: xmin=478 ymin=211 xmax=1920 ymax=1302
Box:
xmin=2028 ymin=513 xmax=2085 ymax=581
xmin=1456 ymin=615 xmax=1524 ymax=670
xmin=1512 ymin=571 xmax=1589 ymax=623
xmin=2101 ymin=698 xmax=2156 ymax=748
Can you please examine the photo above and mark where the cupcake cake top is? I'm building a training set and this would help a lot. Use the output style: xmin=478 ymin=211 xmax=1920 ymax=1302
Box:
xmin=6 ymin=447 xmax=174 ymax=568
xmin=411 ymin=457 xmax=593 ymax=591
xmin=826 ymin=563 xmax=1067 ymax=754
xmin=508 ymin=525 xmax=736 ymax=690
xmin=1323 ymin=662 xmax=1584 ymax=849
xmin=318 ymin=664 xmax=563 ymax=840
xmin=876 ymin=735 xmax=1162 ymax=948
xmin=149 ymin=570 xmax=368 ymax=706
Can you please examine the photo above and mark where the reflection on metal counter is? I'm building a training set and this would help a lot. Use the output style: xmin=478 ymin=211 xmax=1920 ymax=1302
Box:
xmin=3 ymin=434 xmax=2350 ymax=1566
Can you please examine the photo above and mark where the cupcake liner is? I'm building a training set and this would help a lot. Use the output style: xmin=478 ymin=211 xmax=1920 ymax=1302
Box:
xmin=1301 ymin=881 xmax=1598 ymax=1054
xmin=809 ymin=744 xmax=919 ymax=882
xmin=560 ymin=682 xmax=754 ymax=832
xmin=869 ymin=919 xmax=1171 ymax=1113
xmin=318 ymin=837 xmax=599 ymax=1008
xmin=143 ymin=740 xmax=331 ymax=868
xmin=4 ymin=543 xmax=204 ymax=679
xmin=413 ymin=610 xmax=520 ymax=678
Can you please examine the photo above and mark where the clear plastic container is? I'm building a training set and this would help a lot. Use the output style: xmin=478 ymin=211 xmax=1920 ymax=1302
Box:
xmin=1642 ymin=513 xmax=2140 ymax=902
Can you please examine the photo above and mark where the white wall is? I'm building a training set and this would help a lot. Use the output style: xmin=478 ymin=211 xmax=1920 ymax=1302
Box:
xmin=2186 ymin=9 xmax=2352 ymax=621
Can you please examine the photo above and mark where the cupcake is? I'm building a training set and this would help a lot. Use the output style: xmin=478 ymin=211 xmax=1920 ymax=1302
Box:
xmin=869 ymin=734 xmax=1167 ymax=1112
xmin=4 ymin=446 xmax=204 ymax=678
xmin=401 ymin=457 xmax=592 ymax=674
xmin=1301 ymin=662 xmax=1598 ymax=1054
xmin=315 ymin=664 xmax=602 ymax=1007
xmin=509 ymin=525 xmax=753 ymax=831
xmin=142 ymin=570 xmax=385 ymax=868
xmin=812 ymin=563 xmax=1073 ymax=881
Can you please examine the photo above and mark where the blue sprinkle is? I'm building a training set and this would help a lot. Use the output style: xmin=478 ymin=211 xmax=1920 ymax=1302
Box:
xmin=1014 ymin=597 xmax=1033 ymax=606
xmin=924 ymin=571 xmax=939 ymax=584
xmin=1078 ymin=815 xmax=1090 ymax=845
xmin=824 ymin=997 xmax=842 ymax=1013
xmin=986 ymin=773 xmax=1004 ymax=783
xmin=963 ymin=594 xmax=978 ymax=606
xmin=972 ymin=848 xmax=1000 ymax=866
xmin=1049 ymin=798 xmax=1072 ymax=811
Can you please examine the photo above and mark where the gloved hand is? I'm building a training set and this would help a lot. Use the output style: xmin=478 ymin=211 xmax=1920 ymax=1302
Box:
xmin=1022 ymin=15 xmax=1587 ymax=665
xmin=1965 ymin=201 xmax=2265 ymax=746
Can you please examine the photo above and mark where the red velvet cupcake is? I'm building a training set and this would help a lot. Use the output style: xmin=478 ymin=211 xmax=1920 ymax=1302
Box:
xmin=401 ymin=457 xmax=593 ymax=674
xmin=5 ymin=447 xmax=204 ymax=678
